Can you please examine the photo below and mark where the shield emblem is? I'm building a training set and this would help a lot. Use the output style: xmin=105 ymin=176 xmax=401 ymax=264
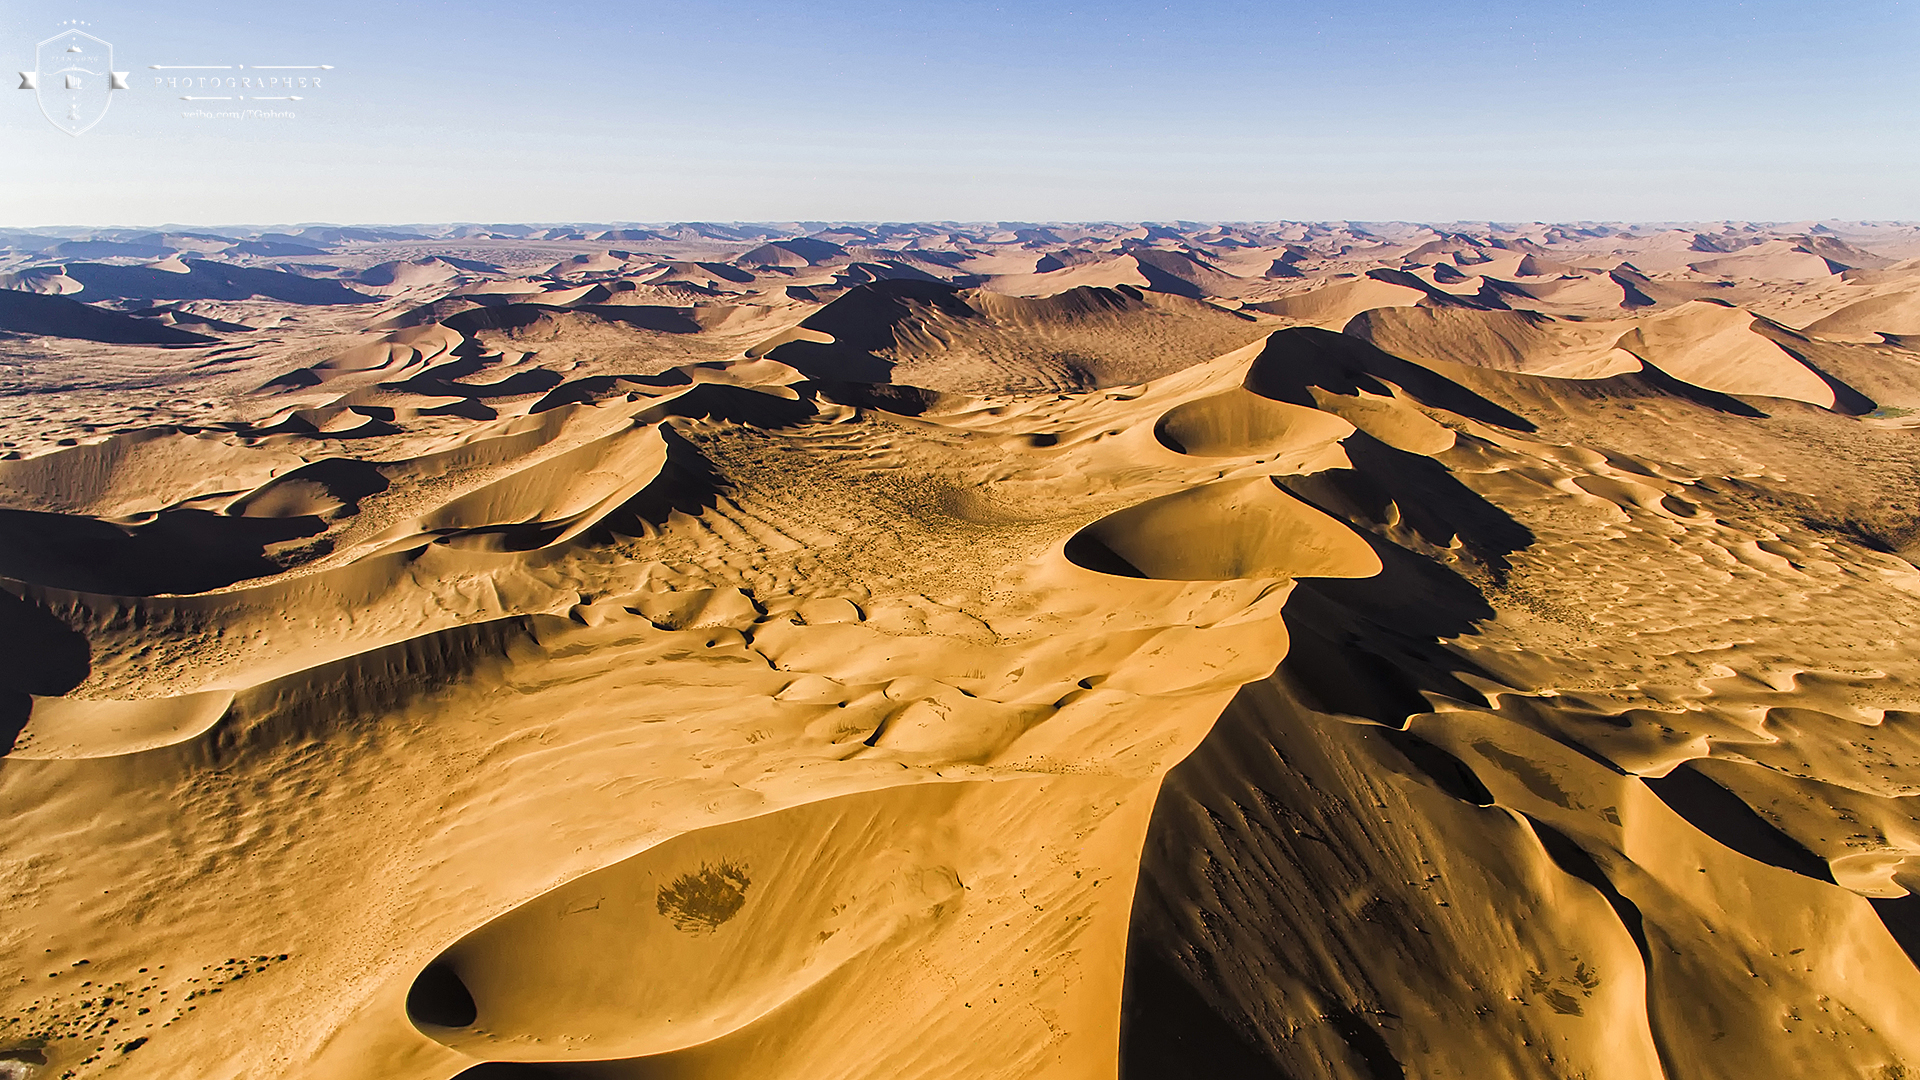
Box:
xmin=19 ymin=29 xmax=130 ymax=136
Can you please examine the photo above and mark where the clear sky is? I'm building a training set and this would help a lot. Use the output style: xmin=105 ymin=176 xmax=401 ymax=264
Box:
xmin=1 ymin=0 xmax=1915 ymax=227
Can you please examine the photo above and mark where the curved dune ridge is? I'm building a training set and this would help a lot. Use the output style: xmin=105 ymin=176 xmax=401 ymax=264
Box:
xmin=414 ymin=785 xmax=970 ymax=1062
xmin=3 ymin=220 xmax=1920 ymax=1080
xmin=1154 ymin=389 xmax=1355 ymax=457
xmin=1617 ymin=301 xmax=1838 ymax=407
xmin=0 ymin=429 xmax=307 ymax=517
xmin=8 ymin=690 xmax=235 ymax=759
xmin=1067 ymin=477 xmax=1381 ymax=581
xmin=1346 ymin=306 xmax=1643 ymax=379
xmin=760 ymin=280 xmax=1272 ymax=393
xmin=1245 ymin=276 xmax=1426 ymax=325
xmin=1805 ymin=285 xmax=1920 ymax=341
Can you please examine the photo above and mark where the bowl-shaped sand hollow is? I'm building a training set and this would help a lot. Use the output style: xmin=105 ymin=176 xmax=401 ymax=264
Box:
xmin=406 ymin=786 xmax=965 ymax=1062
xmin=1066 ymin=476 xmax=1382 ymax=581
xmin=1153 ymin=389 xmax=1354 ymax=457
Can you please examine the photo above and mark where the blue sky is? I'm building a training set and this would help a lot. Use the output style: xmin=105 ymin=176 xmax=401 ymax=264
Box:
xmin=1 ymin=0 xmax=1915 ymax=226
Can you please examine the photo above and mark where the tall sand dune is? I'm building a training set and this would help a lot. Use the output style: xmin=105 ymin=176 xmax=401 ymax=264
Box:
xmin=0 ymin=290 xmax=215 ymax=345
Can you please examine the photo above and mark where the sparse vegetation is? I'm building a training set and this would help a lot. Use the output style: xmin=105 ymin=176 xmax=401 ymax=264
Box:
xmin=657 ymin=860 xmax=753 ymax=933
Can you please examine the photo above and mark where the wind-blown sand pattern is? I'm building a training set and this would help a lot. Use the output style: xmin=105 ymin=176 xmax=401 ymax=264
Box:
xmin=2 ymin=220 xmax=1920 ymax=1079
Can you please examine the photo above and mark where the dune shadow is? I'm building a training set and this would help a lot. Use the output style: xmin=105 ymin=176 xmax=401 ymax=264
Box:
xmin=1245 ymin=327 xmax=1536 ymax=433
xmin=61 ymin=260 xmax=375 ymax=305
xmin=410 ymin=785 xmax=970 ymax=1071
xmin=1259 ymin=431 xmax=1537 ymax=727
xmin=1130 ymin=259 xmax=1206 ymax=300
xmin=1154 ymin=391 xmax=1351 ymax=458
xmin=1062 ymin=530 xmax=1148 ymax=578
xmin=0 ymin=507 xmax=328 ymax=595
xmin=636 ymin=383 xmax=819 ymax=431
xmin=1279 ymin=432 xmax=1536 ymax=575
xmin=0 ymin=589 xmax=90 ymax=755
xmin=407 ymin=960 xmax=477 ymax=1029
xmin=205 ymin=615 xmax=555 ymax=762
xmin=441 ymin=303 xmax=706 ymax=338
xmin=528 ymin=371 xmax=694 ymax=414
xmin=1116 ymin=410 xmax=1550 ymax=1074
xmin=763 ymin=340 xmax=896 ymax=384
xmin=1641 ymin=762 xmax=1833 ymax=882
xmin=387 ymin=357 xmax=566 ymax=400
xmin=765 ymin=279 xmax=980 ymax=383
xmin=453 ymin=1065 xmax=567 ymax=1080
xmin=1365 ymin=267 xmax=1506 ymax=312
xmin=1637 ymin=763 xmax=1920 ymax=968
xmin=228 ymin=457 xmax=390 ymax=519
xmin=1323 ymin=1004 xmax=1407 ymax=1080
xmin=0 ymin=694 xmax=28 ymax=756
xmin=1524 ymin=814 xmax=1651 ymax=962
xmin=1120 ymin=949 xmax=1299 ymax=1080
xmin=1268 ymin=533 xmax=1497 ymax=729
xmin=0 ymin=589 xmax=91 ymax=696
xmin=804 ymin=381 xmax=972 ymax=418
xmin=578 ymin=306 xmax=709 ymax=334
xmin=1871 ymin=894 xmax=1920 ymax=971
xmin=593 ymin=427 xmax=734 ymax=541
xmin=0 ymin=290 xmax=214 ymax=346
xmin=1631 ymin=362 xmax=1770 ymax=418
xmin=1117 ymin=667 xmax=1485 ymax=1080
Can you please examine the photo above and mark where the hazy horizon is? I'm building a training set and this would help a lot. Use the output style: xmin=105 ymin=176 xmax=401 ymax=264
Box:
xmin=5 ymin=219 xmax=1919 ymax=236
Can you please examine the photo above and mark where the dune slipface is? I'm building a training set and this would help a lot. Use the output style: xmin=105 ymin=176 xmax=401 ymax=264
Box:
xmin=1067 ymin=477 xmax=1380 ymax=581
xmin=4 ymin=220 xmax=1920 ymax=1080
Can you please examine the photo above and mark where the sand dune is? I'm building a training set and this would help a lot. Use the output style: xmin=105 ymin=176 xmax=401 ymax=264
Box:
xmin=55 ymin=261 xmax=377 ymax=305
xmin=1244 ymin=276 xmax=1428 ymax=325
xmin=1153 ymin=389 xmax=1354 ymax=458
xmin=639 ymin=261 xmax=757 ymax=287
xmin=737 ymin=238 xmax=848 ymax=268
xmin=1805 ymin=285 xmax=1920 ymax=341
xmin=0 ymin=267 xmax=82 ymax=295
xmin=356 ymin=259 xmax=464 ymax=293
xmin=985 ymin=253 xmax=1153 ymax=297
xmin=1347 ymin=307 xmax=1643 ymax=379
xmin=0 ymin=429 xmax=305 ymax=517
xmin=0 ymin=290 xmax=214 ymax=345
xmin=762 ymin=279 xmax=1273 ymax=391
xmin=3 ymin=220 xmax=1920 ymax=1080
xmin=1068 ymin=476 xmax=1381 ymax=580
xmin=1616 ymin=301 xmax=1839 ymax=406
xmin=1688 ymin=241 xmax=1842 ymax=281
